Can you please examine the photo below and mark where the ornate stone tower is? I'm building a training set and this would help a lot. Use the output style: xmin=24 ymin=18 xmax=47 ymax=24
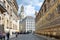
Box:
xmin=19 ymin=5 xmax=25 ymax=20
xmin=20 ymin=5 xmax=24 ymax=12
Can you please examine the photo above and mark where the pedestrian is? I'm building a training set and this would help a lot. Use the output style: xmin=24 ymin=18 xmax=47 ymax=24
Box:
xmin=16 ymin=32 xmax=18 ymax=37
xmin=6 ymin=32 xmax=10 ymax=40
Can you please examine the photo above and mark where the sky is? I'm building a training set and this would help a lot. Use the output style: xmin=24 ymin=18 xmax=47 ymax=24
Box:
xmin=16 ymin=0 xmax=44 ymax=17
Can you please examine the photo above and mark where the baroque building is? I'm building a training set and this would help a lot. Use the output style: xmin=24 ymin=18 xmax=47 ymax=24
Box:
xmin=35 ymin=0 xmax=60 ymax=38
xmin=18 ymin=5 xmax=26 ymax=32
xmin=0 ymin=0 xmax=7 ymax=32
xmin=0 ymin=0 xmax=18 ymax=35
xmin=19 ymin=5 xmax=25 ymax=20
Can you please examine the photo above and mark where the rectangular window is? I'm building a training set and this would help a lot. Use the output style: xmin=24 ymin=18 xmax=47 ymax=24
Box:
xmin=47 ymin=0 xmax=50 ymax=3
xmin=57 ymin=4 xmax=60 ymax=13
xmin=44 ymin=4 xmax=46 ymax=12
xmin=0 ymin=17 xmax=1 ymax=20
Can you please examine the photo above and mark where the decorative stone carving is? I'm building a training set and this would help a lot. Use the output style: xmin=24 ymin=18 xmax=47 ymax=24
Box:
xmin=46 ymin=13 xmax=55 ymax=21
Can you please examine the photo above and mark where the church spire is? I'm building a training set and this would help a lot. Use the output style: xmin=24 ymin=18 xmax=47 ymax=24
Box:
xmin=20 ymin=5 xmax=24 ymax=12
xmin=19 ymin=5 xmax=25 ymax=20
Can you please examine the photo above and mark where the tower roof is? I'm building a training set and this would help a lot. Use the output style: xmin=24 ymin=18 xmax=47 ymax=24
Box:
xmin=20 ymin=5 xmax=24 ymax=12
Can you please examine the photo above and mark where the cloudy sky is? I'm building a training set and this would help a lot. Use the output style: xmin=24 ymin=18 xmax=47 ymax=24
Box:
xmin=17 ymin=0 xmax=44 ymax=17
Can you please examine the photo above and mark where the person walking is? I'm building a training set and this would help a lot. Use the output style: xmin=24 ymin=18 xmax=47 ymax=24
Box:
xmin=16 ymin=33 xmax=18 ymax=38
xmin=6 ymin=32 xmax=10 ymax=40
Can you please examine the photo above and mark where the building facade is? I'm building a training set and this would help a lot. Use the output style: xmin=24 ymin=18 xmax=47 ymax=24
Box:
xmin=35 ymin=0 xmax=60 ymax=37
xmin=19 ymin=5 xmax=25 ymax=20
xmin=18 ymin=5 xmax=26 ymax=32
xmin=0 ymin=0 xmax=7 ymax=32
xmin=0 ymin=0 xmax=18 ymax=35
xmin=21 ymin=16 xmax=35 ymax=32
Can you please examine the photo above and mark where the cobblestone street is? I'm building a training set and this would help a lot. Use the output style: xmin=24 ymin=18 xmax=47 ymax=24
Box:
xmin=10 ymin=34 xmax=58 ymax=40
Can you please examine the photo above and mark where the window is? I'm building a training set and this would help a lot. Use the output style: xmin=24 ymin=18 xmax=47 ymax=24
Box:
xmin=7 ymin=27 xmax=9 ymax=29
xmin=7 ymin=20 xmax=8 ymax=22
xmin=10 ymin=9 xmax=12 ymax=14
xmin=51 ymin=0 xmax=56 ymax=5
xmin=2 ymin=17 xmax=3 ymax=20
xmin=7 ymin=5 xmax=9 ymax=9
xmin=53 ymin=0 xmax=56 ymax=2
xmin=57 ymin=4 xmax=60 ymax=13
xmin=44 ymin=4 xmax=46 ymax=12
xmin=0 ymin=17 xmax=1 ymax=20
xmin=47 ymin=0 xmax=50 ymax=3
xmin=10 ymin=15 xmax=12 ymax=17
xmin=4 ymin=14 xmax=6 ymax=16
xmin=41 ymin=9 xmax=43 ymax=16
xmin=4 ymin=1 xmax=6 ymax=3
xmin=7 ymin=20 xmax=8 ymax=25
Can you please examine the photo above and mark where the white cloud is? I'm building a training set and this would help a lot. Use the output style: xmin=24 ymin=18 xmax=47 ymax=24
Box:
xmin=24 ymin=5 xmax=35 ymax=17
xmin=27 ymin=0 xmax=43 ymax=7
xmin=18 ymin=4 xmax=22 ymax=14
xmin=35 ymin=2 xmax=43 ymax=7
xmin=18 ymin=5 xmax=35 ymax=17
xmin=17 ymin=0 xmax=44 ymax=17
